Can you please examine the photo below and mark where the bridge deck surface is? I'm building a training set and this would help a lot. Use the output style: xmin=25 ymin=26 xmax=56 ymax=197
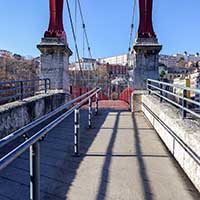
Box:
xmin=0 ymin=100 xmax=199 ymax=200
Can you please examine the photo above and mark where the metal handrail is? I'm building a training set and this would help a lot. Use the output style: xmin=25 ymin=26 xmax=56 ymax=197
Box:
xmin=148 ymin=78 xmax=200 ymax=94
xmin=0 ymin=78 xmax=49 ymax=85
xmin=0 ymin=78 xmax=50 ymax=104
xmin=0 ymin=87 xmax=97 ymax=148
xmin=148 ymin=84 xmax=200 ymax=107
xmin=147 ymin=79 xmax=200 ymax=119
xmin=0 ymin=100 xmax=81 ymax=170
xmin=0 ymin=87 xmax=101 ymax=200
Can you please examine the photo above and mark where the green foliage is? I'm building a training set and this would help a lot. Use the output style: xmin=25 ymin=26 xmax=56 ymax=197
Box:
xmin=160 ymin=70 xmax=166 ymax=78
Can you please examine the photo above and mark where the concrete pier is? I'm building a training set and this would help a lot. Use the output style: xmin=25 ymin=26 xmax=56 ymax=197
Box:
xmin=132 ymin=38 xmax=162 ymax=90
xmin=37 ymin=38 xmax=72 ymax=93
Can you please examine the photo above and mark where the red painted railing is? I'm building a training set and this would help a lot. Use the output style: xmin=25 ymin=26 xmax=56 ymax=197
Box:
xmin=70 ymin=86 xmax=133 ymax=104
xmin=119 ymin=87 xmax=133 ymax=104
xmin=70 ymin=86 xmax=108 ymax=101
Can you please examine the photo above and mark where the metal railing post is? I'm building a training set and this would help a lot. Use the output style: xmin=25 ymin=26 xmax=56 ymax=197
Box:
xmin=48 ymin=79 xmax=51 ymax=90
xmin=95 ymin=92 xmax=99 ymax=115
xmin=44 ymin=79 xmax=48 ymax=94
xmin=160 ymin=83 xmax=163 ymax=103
xmin=70 ymin=85 xmax=73 ymax=95
xmin=74 ymin=109 xmax=80 ymax=156
xmin=182 ymin=89 xmax=187 ymax=119
xmin=88 ymin=98 xmax=92 ymax=128
xmin=147 ymin=80 xmax=151 ymax=94
xmin=20 ymin=81 xmax=24 ymax=100
xmin=30 ymin=142 xmax=40 ymax=200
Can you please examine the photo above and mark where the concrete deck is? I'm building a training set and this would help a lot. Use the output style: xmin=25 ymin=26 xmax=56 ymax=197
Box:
xmin=0 ymin=100 xmax=199 ymax=199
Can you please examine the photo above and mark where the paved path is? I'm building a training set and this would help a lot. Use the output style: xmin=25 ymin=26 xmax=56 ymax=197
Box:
xmin=0 ymin=100 xmax=199 ymax=200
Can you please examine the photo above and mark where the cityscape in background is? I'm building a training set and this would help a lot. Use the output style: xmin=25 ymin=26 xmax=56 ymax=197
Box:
xmin=1 ymin=48 xmax=200 ymax=94
xmin=69 ymin=51 xmax=200 ymax=95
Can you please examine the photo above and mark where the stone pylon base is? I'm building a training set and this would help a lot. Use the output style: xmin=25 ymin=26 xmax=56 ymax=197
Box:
xmin=132 ymin=38 xmax=162 ymax=90
xmin=37 ymin=38 xmax=72 ymax=93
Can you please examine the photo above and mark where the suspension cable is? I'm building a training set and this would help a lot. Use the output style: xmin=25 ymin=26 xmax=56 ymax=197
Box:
xmin=77 ymin=0 xmax=93 ymax=59
xmin=77 ymin=0 xmax=98 ymax=85
xmin=74 ymin=0 xmax=78 ymax=86
xmin=74 ymin=0 xmax=78 ymax=62
xmin=128 ymin=0 xmax=137 ymax=53
xmin=65 ymin=0 xmax=86 ymax=85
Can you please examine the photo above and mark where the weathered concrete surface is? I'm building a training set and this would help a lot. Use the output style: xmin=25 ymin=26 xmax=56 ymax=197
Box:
xmin=37 ymin=38 xmax=72 ymax=92
xmin=131 ymin=90 xmax=148 ymax=112
xmin=132 ymin=38 xmax=162 ymax=89
xmin=0 ymin=101 xmax=199 ymax=200
xmin=141 ymin=94 xmax=200 ymax=193
xmin=0 ymin=90 xmax=66 ymax=138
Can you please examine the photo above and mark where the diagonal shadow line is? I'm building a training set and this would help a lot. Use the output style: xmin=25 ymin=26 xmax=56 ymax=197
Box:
xmin=96 ymin=112 xmax=120 ymax=200
xmin=132 ymin=112 xmax=154 ymax=200
xmin=84 ymin=153 xmax=169 ymax=158
xmin=100 ymin=127 xmax=155 ymax=130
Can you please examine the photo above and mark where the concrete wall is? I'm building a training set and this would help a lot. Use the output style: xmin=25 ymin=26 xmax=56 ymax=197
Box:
xmin=140 ymin=94 xmax=200 ymax=192
xmin=0 ymin=91 xmax=66 ymax=139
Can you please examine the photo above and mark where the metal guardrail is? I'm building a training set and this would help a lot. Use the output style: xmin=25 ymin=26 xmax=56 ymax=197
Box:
xmin=147 ymin=79 xmax=200 ymax=119
xmin=0 ymin=78 xmax=50 ymax=104
xmin=0 ymin=87 xmax=101 ymax=200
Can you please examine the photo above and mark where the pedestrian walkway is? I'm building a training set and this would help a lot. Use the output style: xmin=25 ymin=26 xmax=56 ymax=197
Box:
xmin=0 ymin=101 xmax=199 ymax=200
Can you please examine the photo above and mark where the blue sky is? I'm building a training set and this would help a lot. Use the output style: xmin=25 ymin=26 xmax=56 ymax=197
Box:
xmin=0 ymin=0 xmax=200 ymax=60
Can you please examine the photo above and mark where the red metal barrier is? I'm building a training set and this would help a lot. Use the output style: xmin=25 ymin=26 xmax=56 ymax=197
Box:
xmin=99 ymin=91 xmax=109 ymax=100
xmin=70 ymin=86 xmax=108 ymax=101
xmin=119 ymin=87 xmax=133 ymax=104
xmin=71 ymin=86 xmax=82 ymax=98
xmin=71 ymin=86 xmax=132 ymax=104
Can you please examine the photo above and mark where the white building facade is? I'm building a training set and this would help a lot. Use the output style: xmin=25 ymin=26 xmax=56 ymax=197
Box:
xmin=98 ymin=54 xmax=128 ymax=66
xmin=69 ymin=58 xmax=97 ymax=71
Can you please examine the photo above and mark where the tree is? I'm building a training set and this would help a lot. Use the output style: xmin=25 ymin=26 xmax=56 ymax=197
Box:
xmin=160 ymin=70 xmax=166 ymax=78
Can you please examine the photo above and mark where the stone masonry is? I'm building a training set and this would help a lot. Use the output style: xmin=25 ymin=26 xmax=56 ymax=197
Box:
xmin=132 ymin=38 xmax=162 ymax=89
xmin=37 ymin=38 xmax=72 ymax=93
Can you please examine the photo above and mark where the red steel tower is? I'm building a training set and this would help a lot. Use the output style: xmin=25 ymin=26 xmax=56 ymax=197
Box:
xmin=133 ymin=0 xmax=162 ymax=89
xmin=137 ymin=0 xmax=156 ymax=39
xmin=44 ymin=0 xmax=66 ymax=41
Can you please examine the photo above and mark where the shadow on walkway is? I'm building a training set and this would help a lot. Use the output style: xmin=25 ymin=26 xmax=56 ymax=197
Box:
xmin=0 ymin=106 xmax=126 ymax=200
xmin=132 ymin=112 xmax=154 ymax=200
xmin=96 ymin=111 xmax=120 ymax=200
xmin=1 ymin=104 xmax=199 ymax=200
